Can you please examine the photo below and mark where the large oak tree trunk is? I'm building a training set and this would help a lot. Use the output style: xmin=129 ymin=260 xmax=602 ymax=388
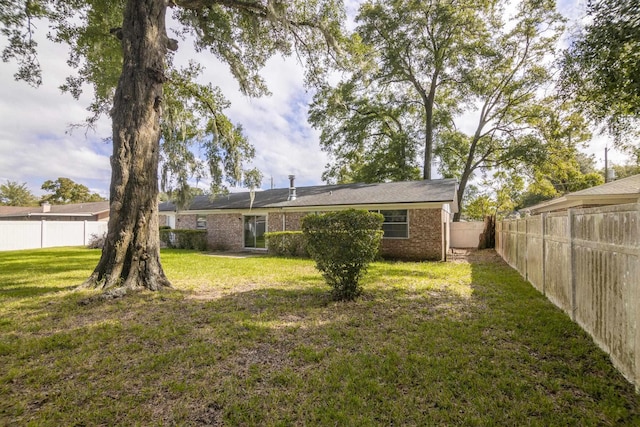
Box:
xmin=81 ymin=0 xmax=171 ymax=292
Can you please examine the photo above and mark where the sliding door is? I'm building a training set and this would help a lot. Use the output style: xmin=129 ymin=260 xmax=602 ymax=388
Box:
xmin=244 ymin=215 xmax=266 ymax=248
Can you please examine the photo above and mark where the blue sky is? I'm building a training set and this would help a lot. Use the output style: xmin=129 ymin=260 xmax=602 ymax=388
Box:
xmin=0 ymin=0 xmax=626 ymax=198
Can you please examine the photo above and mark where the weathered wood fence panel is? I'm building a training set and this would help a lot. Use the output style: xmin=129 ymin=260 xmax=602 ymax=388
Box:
xmin=496 ymin=203 xmax=640 ymax=391
xmin=544 ymin=213 xmax=572 ymax=315
xmin=525 ymin=216 xmax=543 ymax=292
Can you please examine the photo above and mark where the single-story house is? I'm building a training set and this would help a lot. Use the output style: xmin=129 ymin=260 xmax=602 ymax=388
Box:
xmin=159 ymin=178 xmax=458 ymax=261
xmin=521 ymin=174 xmax=640 ymax=215
xmin=0 ymin=201 xmax=110 ymax=221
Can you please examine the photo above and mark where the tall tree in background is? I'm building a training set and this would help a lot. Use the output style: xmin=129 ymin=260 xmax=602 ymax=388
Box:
xmin=311 ymin=0 xmax=565 ymax=219
xmin=560 ymin=0 xmax=640 ymax=146
xmin=437 ymin=1 xmax=564 ymax=221
xmin=2 ymin=0 xmax=345 ymax=293
xmin=0 ymin=180 xmax=38 ymax=206
xmin=463 ymin=103 xmax=603 ymax=215
xmin=40 ymin=177 xmax=106 ymax=204
xmin=309 ymin=0 xmax=494 ymax=182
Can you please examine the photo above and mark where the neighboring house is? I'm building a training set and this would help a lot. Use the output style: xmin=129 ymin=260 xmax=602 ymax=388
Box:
xmin=159 ymin=178 xmax=458 ymax=261
xmin=521 ymin=174 xmax=640 ymax=215
xmin=0 ymin=201 xmax=110 ymax=221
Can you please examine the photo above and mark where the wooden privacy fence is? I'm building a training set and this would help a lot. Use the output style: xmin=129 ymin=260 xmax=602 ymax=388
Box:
xmin=496 ymin=203 xmax=640 ymax=391
xmin=0 ymin=221 xmax=108 ymax=251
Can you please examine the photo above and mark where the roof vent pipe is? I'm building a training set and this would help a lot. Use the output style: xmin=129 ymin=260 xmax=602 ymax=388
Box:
xmin=41 ymin=202 xmax=51 ymax=213
xmin=288 ymin=175 xmax=297 ymax=201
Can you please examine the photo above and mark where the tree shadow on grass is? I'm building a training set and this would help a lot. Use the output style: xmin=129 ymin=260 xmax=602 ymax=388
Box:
xmin=2 ymin=250 xmax=639 ymax=426
xmin=465 ymin=249 xmax=640 ymax=424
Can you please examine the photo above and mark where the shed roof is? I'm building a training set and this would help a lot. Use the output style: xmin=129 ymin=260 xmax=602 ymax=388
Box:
xmin=569 ymin=174 xmax=640 ymax=197
xmin=523 ymin=174 xmax=640 ymax=215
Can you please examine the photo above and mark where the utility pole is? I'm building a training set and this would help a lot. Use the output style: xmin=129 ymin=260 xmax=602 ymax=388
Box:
xmin=604 ymin=146 xmax=609 ymax=183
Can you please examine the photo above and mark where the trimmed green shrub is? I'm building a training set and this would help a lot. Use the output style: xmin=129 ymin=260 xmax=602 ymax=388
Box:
xmin=302 ymin=209 xmax=384 ymax=301
xmin=265 ymin=231 xmax=308 ymax=257
xmin=159 ymin=229 xmax=208 ymax=251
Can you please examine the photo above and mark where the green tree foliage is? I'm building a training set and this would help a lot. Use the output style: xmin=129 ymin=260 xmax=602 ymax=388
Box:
xmin=463 ymin=105 xmax=604 ymax=216
xmin=436 ymin=2 xmax=565 ymax=220
xmin=517 ymin=104 xmax=604 ymax=208
xmin=40 ymin=177 xmax=106 ymax=204
xmin=311 ymin=0 xmax=566 ymax=222
xmin=560 ymin=0 xmax=640 ymax=144
xmin=611 ymin=162 xmax=640 ymax=180
xmin=1 ymin=0 xmax=345 ymax=292
xmin=310 ymin=0 xmax=493 ymax=182
xmin=302 ymin=209 xmax=383 ymax=301
xmin=0 ymin=180 xmax=38 ymax=206
xmin=462 ymin=172 xmax=524 ymax=220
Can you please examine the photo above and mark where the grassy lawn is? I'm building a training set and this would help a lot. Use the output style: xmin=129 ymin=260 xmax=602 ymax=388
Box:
xmin=1 ymin=247 xmax=638 ymax=425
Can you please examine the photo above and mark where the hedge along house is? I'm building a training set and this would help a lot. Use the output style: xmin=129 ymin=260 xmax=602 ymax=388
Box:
xmin=159 ymin=178 xmax=458 ymax=261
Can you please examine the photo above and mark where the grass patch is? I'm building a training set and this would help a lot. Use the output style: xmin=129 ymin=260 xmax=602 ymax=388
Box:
xmin=0 ymin=247 xmax=638 ymax=425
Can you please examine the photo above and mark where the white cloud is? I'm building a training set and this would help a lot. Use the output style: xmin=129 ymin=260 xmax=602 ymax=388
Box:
xmin=173 ymin=32 xmax=330 ymax=189
xmin=0 ymin=0 xmax=634 ymax=202
xmin=0 ymin=11 xmax=331 ymax=197
xmin=0 ymin=30 xmax=111 ymax=196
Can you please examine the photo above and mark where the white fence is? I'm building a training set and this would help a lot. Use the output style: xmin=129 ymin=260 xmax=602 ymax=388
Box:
xmin=496 ymin=203 xmax=640 ymax=391
xmin=0 ymin=221 xmax=108 ymax=251
xmin=450 ymin=221 xmax=484 ymax=248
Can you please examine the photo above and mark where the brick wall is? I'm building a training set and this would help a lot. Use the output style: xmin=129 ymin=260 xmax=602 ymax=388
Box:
xmin=176 ymin=214 xmax=196 ymax=230
xmin=268 ymin=212 xmax=284 ymax=233
xmin=158 ymin=214 xmax=170 ymax=227
xmin=207 ymin=213 xmax=244 ymax=251
xmin=267 ymin=212 xmax=309 ymax=232
xmin=268 ymin=208 xmax=444 ymax=261
xmin=176 ymin=209 xmax=444 ymax=259
xmin=380 ymin=208 xmax=443 ymax=261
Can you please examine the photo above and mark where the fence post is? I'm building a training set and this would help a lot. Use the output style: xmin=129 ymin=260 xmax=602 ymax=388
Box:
xmin=541 ymin=212 xmax=547 ymax=296
xmin=40 ymin=220 xmax=45 ymax=248
xmin=569 ymin=209 xmax=576 ymax=322
xmin=635 ymin=203 xmax=640 ymax=392
xmin=524 ymin=217 xmax=528 ymax=281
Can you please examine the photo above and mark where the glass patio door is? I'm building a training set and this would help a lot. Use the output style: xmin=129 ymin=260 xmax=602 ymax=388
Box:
xmin=244 ymin=215 xmax=266 ymax=248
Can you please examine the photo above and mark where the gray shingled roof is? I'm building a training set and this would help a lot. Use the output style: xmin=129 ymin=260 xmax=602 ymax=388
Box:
xmin=522 ymin=174 xmax=640 ymax=214
xmin=569 ymin=174 xmax=640 ymax=196
xmin=159 ymin=179 xmax=458 ymax=212
xmin=0 ymin=206 xmax=33 ymax=215
xmin=0 ymin=201 xmax=110 ymax=217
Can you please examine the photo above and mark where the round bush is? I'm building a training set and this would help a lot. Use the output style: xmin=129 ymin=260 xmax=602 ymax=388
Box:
xmin=302 ymin=209 xmax=383 ymax=301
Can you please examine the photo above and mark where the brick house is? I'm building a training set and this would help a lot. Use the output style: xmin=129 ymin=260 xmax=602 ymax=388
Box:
xmin=159 ymin=178 xmax=458 ymax=261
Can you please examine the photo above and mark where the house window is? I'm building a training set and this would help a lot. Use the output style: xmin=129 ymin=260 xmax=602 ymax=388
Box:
xmin=244 ymin=215 xmax=266 ymax=248
xmin=196 ymin=215 xmax=207 ymax=229
xmin=372 ymin=209 xmax=409 ymax=238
